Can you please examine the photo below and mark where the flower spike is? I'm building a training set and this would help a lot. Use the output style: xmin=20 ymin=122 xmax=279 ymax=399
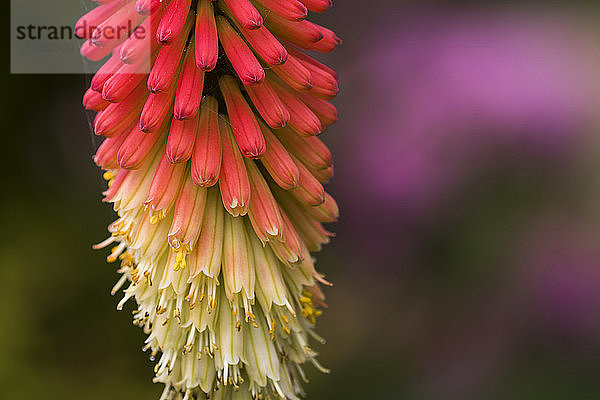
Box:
xmin=79 ymin=0 xmax=340 ymax=397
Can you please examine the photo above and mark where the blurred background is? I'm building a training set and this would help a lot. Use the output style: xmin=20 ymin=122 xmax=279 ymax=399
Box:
xmin=4 ymin=0 xmax=600 ymax=399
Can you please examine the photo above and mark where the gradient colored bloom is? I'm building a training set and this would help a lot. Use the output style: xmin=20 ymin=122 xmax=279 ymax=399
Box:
xmin=79 ymin=0 xmax=339 ymax=398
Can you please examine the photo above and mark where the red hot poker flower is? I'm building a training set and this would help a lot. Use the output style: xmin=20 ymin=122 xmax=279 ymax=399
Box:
xmin=81 ymin=0 xmax=340 ymax=398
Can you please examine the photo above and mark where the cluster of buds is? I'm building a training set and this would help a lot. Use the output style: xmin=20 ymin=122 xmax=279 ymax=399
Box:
xmin=78 ymin=0 xmax=339 ymax=399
